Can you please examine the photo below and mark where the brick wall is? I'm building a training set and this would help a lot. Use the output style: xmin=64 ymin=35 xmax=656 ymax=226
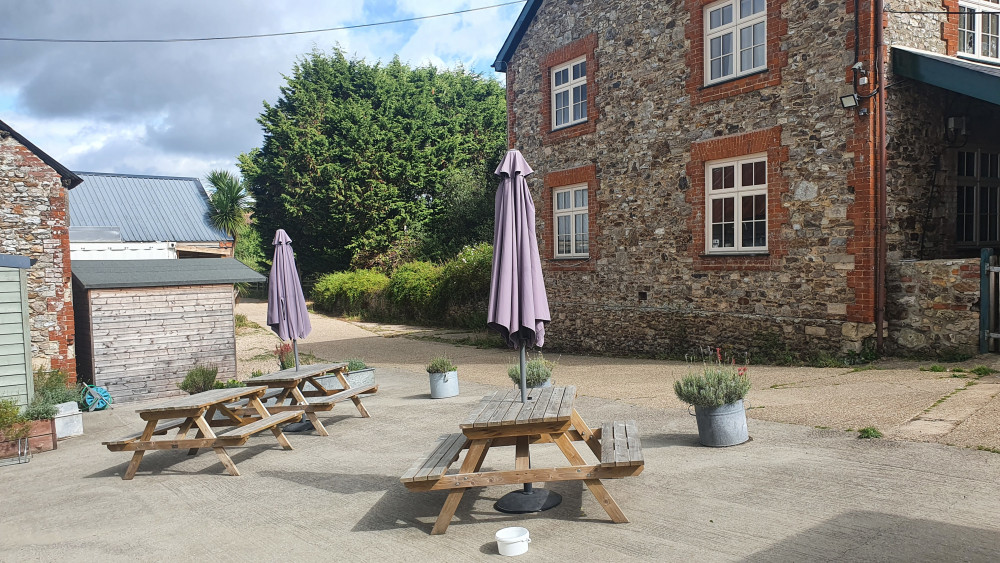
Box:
xmin=0 ymin=133 xmax=76 ymax=381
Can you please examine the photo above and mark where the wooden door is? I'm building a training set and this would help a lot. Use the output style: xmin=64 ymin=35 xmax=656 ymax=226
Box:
xmin=0 ymin=266 xmax=33 ymax=406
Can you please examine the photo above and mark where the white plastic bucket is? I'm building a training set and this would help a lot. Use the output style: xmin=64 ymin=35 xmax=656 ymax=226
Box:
xmin=495 ymin=527 xmax=530 ymax=556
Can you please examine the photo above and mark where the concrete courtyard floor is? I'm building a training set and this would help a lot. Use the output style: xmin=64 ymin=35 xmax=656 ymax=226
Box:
xmin=1 ymin=301 xmax=999 ymax=561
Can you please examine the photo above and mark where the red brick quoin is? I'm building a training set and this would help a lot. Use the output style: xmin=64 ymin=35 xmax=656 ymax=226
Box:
xmin=684 ymin=0 xmax=789 ymax=105
xmin=685 ymin=126 xmax=789 ymax=271
xmin=942 ymin=0 xmax=959 ymax=56
xmin=541 ymin=164 xmax=600 ymax=272
xmin=540 ymin=33 xmax=599 ymax=145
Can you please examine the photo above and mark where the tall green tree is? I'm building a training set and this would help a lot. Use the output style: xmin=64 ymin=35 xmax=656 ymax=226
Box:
xmin=238 ymin=48 xmax=506 ymax=276
xmin=205 ymin=169 xmax=251 ymax=248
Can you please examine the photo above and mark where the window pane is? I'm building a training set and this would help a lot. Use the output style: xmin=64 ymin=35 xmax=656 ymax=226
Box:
xmin=557 ymin=191 xmax=570 ymax=210
xmin=574 ymin=188 xmax=588 ymax=207
xmin=724 ymin=197 xmax=734 ymax=222
xmin=573 ymin=84 xmax=588 ymax=121
xmin=722 ymin=4 xmax=733 ymax=24
xmin=723 ymin=165 xmax=735 ymax=189
xmin=712 ymin=224 xmax=724 ymax=248
xmin=754 ymin=21 xmax=765 ymax=43
xmin=722 ymin=54 xmax=732 ymax=76
xmin=711 ymin=59 xmax=722 ymax=80
xmin=712 ymin=198 xmax=723 ymax=221
xmin=754 ymin=194 xmax=766 ymax=220
xmin=722 ymin=32 xmax=732 ymax=54
xmin=753 ymin=0 xmax=765 ymax=13
xmin=711 ymin=36 xmax=722 ymax=58
xmin=740 ymin=47 xmax=753 ymax=72
xmin=741 ymin=194 xmax=754 ymax=219
xmin=724 ymin=223 xmax=735 ymax=247
xmin=712 ymin=167 xmax=723 ymax=190
xmin=740 ymin=25 xmax=753 ymax=49
xmin=741 ymin=162 xmax=754 ymax=186
xmin=576 ymin=212 xmax=588 ymax=234
xmin=754 ymin=45 xmax=766 ymax=68
xmin=573 ymin=61 xmax=586 ymax=79
xmin=558 ymin=235 xmax=571 ymax=255
xmin=740 ymin=0 xmax=752 ymax=18
xmin=558 ymin=215 xmax=571 ymax=235
xmin=754 ymin=160 xmax=766 ymax=184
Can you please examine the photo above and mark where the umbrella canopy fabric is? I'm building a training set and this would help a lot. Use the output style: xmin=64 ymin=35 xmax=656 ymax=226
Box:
xmin=487 ymin=149 xmax=550 ymax=350
xmin=267 ymin=229 xmax=312 ymax=341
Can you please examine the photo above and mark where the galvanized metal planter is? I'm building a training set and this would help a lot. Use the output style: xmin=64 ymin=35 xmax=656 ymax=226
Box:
xmin=691 ymin=399 xmax=750 ymax=447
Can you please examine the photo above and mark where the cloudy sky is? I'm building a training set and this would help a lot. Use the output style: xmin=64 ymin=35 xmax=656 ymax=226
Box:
xmin=0 ymin=1 xmax=523 ymax=180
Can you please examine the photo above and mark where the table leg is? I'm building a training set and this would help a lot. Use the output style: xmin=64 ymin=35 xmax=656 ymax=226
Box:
xmin=290 ymin=386 xmax=329 ymax=437
xmin=571 ymin=409 xmax=603 ymax=460
xmin=431 ymin=439 xmax=489 ymax=535
xmin=193 ymin=415 xmax=238 ymax=477
xmin=122 ymin=419 xmax=158 ymax=480
xmin=334 ymin=370 xmax=371 ymax=418
xmin=247 ymin=395 xmax=294 ymax=450
xmin=175 ymin=418 xmax=195 ymax=439
xmin=552 ymin=433 xmax=629 ymax=523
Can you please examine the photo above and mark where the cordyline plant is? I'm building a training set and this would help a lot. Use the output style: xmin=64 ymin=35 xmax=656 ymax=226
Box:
xmin=674 ymin=347 xmax=751 ymax=407
xmin=275 ymin=343 xmax=295 ymax=370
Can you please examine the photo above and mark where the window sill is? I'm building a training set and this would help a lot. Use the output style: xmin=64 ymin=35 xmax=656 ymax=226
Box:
xmin=700 ymin=68 xmax=770 ymax=90
xmin=700 ymin=252 xmax=770 ymax=257
xmin=551 ymin=121 xmax=589 ymax=133
xmin=551 ymin=256 xmax=591 ymax=261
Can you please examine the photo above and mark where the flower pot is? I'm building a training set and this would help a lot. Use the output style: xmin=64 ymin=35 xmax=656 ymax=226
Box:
xmin=692 ymin=400 xmax=749 ymax=447
xmin=516 ymin=379 xmax=552 ymax=389
xmin=429 ymin=370 xmax=459 ymax=399
xmin=0 ymin=419 xmax=57 ymax=459
xmin=310 ymin=368 xmax=377 ymax=394
xmin=54 ymin=401 xmax=84 ymax=439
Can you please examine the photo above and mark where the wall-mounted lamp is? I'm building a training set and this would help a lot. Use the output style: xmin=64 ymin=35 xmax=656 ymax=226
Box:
xmin=840 ymin=94 xmax=859 ymax=109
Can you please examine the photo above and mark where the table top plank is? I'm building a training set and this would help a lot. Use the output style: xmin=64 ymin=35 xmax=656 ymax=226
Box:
xmin=524 ymin=387 xmax=555 ymax=423
xmin=624 ymin=420 xmax=643 ymax=465
xmin=475 ymin=394 xmax=512 ymax=428
xmin=542 ymin=387 xmax=567 ymax=422
xmin=601 ymin=422 xmax=615 ymax=467
xmin=248 ymin=363 xmax=347 ymax=384
xmin=461 ymin=392 xmax=499 ymax=427
xmin=556 ymin=385 xmax=577 ymax=420
xmin=614 ymin=421 xmax=629 ymax=466
xmin=135 ymin=386 xmax=267 ymax=414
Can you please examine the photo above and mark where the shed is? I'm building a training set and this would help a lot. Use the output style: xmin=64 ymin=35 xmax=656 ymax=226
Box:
xmin=71 ymin=258 xmax=264 ymax=403
xmin=0 ymin=254 xmax=35 ymax=407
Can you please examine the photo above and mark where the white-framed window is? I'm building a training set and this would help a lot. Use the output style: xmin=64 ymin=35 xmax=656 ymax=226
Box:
xmin=554 ymin=184 xmax=589 ymax=257
xmin=959 ymin=0 xmax=1000 ymax=62
xmin=956 ymin=149 xmax=1000 ymax=245
xmin=705 ymin=154 xmax=768 ymax=253
xmin=704 ymin=0 xmax=767 ymax=85
xmin=551 ymin=56 xmax=588 ymax=130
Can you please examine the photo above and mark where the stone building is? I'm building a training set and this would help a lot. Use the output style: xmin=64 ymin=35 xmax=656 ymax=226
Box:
xmin=493 ymin=0 xmax=1000 ymax=358
xmin=0 ymin=118 xmax=82 ymax=380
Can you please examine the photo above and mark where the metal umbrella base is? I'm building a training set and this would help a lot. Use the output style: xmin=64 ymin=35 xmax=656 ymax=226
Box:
xmin=494 ymin=485 xmax=562 ymax=514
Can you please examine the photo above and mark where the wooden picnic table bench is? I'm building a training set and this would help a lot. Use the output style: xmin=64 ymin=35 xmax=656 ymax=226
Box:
xmin=103 ymin=386 xmax=300 ymax=480
xmin=401 ymin=386 xmax=644 ymax=534
xmin=240 ymin=363 xmax=373 ymax=436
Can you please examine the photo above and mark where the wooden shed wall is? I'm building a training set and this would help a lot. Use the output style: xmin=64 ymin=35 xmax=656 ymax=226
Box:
xmin=88 ymin=284 xmax=236 ymax=403
xmin=0 ymin=267 xmax=33 ymax=406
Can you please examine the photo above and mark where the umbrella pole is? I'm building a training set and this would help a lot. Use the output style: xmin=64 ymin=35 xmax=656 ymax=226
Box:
xmin=494 ymin=343 xmax=562 ymax=514
xmin=292 ymin=339 xmax=300 ymax=371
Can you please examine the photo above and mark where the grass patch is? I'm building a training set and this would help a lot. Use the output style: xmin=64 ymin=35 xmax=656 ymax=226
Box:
xmin=850 ymin=364 xmax=881 ymax=373
xmin=858 ymin=426 xmax=883 ymax=439
xmin=975 ymin=445 xmax=1000 ymax=455
xmin=814 ymin=425 xmax=831 ymax=430
xmin=454 ymin=332 xmax=507 ymax=349
xmin=235 ymin=314 xmax=261 ymax=330
xmin=970 ymin=365 xmax=999 ymax=376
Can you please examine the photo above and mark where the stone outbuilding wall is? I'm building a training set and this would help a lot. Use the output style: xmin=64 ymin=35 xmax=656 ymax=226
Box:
xmin=886 ymin=259 xmax=980 ymax=356
xmin=0 ymin=126 xmax=77 ymax=380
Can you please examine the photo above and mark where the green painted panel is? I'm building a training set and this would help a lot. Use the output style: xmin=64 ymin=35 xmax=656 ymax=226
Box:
xmin=0 ymin=343 xmax=25 ymax=357
xmin=0 ymin=333 xmax=26 ymax=346
xmin=0 ymin=322 xmax=24 ymax=335
xmin=0 ymin=363 xmax=27 ymax=377
xmin=0 ymin=302 xmax=23 ymax=314
xmin=0 ymin=353 xmax=26 ymax=367
xmin=0 ymin=270 xmax=19 ymax=283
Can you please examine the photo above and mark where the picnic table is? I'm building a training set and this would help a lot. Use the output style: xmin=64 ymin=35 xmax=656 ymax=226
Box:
xmin=401 ymin=385 xmax=644 ymax=534
xmin=243 ymin=362 xmax=375 ymax=436
xmin=103 ymin=386 xmax=301 ymax=480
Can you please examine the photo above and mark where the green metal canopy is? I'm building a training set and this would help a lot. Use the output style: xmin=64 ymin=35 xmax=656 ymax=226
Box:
xmin=892 ymin=46 xmax=1000 ymax=106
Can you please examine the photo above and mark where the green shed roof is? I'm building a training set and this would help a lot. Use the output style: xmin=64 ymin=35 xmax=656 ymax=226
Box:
xmin=72 ymin=258 xmax=265 ymax=289
xmin=892 ymin=46 xmax=1000 ymax=106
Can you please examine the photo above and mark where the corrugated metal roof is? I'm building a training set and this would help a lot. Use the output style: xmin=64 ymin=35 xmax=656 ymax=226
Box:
xmin=68 ymin=172 xmax=231 ymax=243
xmin=72 ymin=258 xmax=265 ymax=289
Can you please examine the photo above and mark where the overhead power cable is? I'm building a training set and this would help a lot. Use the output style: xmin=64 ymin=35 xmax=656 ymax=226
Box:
xmin=0 ymin=1 xmax=526 ymax=44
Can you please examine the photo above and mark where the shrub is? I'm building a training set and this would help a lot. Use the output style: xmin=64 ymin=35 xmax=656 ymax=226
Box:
xmin=0 ymin=398 xmax=30 ymax=441
xmin=858 ymin=426 xmax=883 ymax=439
xmin=33 ymin=368 xmax=80 ymax=405
xmin=250 ymin=370 xmax=266 ymax=378
xmin=178 ymin=366 xmax=219 ymax=394
xmin=437 ymin=243 xmax=492 ymax=306
xmin=507 ymin=354 xmax=555 ymax=387
xmin=275 ymin=343 xmax=295 ymax=370
xmin=427 ymin=357 xmax=457 ymax=374
xmin=22 ymin=399 xmax=57 ymax=421
xmin=311 ymin=269 xmax=390 ymax=316
xmin=214 ymin=379 xmax=246 ymax=389
xmin=347 ymin=359 xmax=368 ymax=371
xmin=674 ymin=348 xmax=751 ymax=407
xmin=387 ymin=261 xmax=442 ymax=319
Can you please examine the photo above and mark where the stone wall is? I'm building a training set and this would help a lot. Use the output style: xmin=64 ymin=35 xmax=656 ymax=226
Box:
xmin=0 ymin=133 xmax=76 ymax=380
xmin=886 ymin=258 xmax=980 ymax=356
xmin=506 ymin=0 xmax=878 ymax=357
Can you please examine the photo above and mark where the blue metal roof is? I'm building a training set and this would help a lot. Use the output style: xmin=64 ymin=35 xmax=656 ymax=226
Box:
xmin=68 ymin=172 xmax=231 ymax=243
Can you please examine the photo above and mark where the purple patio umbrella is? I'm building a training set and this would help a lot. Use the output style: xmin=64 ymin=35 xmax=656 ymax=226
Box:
xmin=487 ymin=149 xmax=556 ymax=514
xmin=267 ymin=229 xmax=312 ymax=370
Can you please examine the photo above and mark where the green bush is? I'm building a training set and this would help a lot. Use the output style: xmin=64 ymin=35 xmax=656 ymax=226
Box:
xmin=427 ymin=357 xmax=457 ymax=373
xmin=178 ymin=366 xmax=219 ymax=394
xmin=437 ymin=243 xmax=492 ymax=306
xmin=387 ymin=261 xmax=442 ymax=319
xmin=214 ymin=379 xmax=246 ymax=389
xmin=312 ymin=269 xmax=390 ymax=316
xmin=507 ymin=354 xmax=554 ymax=387
xmin=33 ymin=368 xmax=80 ymax=405
xmin=0 ymin=398 xmax=30 ymax=440
xmin=347 ymin=359 xmax=368 ymax=371
xmin=23 ymin=399 xmax=57 ymax=421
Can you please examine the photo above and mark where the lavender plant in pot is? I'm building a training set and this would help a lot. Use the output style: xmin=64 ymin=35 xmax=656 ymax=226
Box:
xmin=674 ymin=348 xmax=751 ymax=447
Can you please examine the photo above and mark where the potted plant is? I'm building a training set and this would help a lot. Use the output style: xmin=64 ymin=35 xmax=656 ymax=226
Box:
xmin=674 ymin=348 xmax=751 ymax=447
xmin=20 ymin=396 xmax=59 ymax=454
xmin=427 ymin=357 xmax=459 ymax=399
xmin=313 ymin=359 xmax=378 ymax=395
xmin=0 ymin=398 xmax=31 ymax=462
xmin=507 ymin=354 xmax=554 ymax=388
xmin=33 ymin=368 xmax=84 ymax=439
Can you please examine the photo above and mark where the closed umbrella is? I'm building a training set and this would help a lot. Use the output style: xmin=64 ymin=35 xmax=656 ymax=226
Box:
xmin=486 ymin=149 xmax=558 ymax=513
xmin=267 ymin=229 xmax=311 ymax=370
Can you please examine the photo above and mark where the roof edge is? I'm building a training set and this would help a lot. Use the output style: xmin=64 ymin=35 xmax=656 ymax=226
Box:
xmin=493 ymin=0 xmax=543 ymax=72
xmin=74 ymin=171 xmax=203 ymax=182
xmin=0 ymin=118 xmax=83 ymax=189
